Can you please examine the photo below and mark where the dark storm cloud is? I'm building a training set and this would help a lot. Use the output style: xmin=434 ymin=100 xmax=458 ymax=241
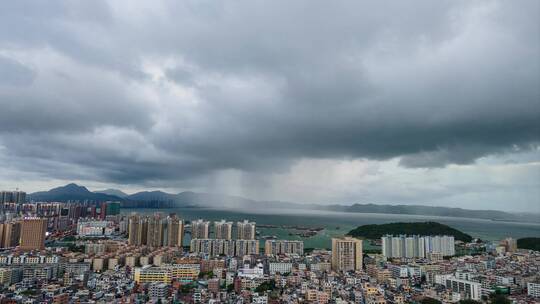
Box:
xmin=0 ymin=0 xmax=539 ymax=185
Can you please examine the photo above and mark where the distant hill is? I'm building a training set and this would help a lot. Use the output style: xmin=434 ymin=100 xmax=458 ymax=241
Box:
xmin=126 ymin=190 xmax=177 ymax=202
xmin=94 ymin=188 xmax=128 ymax=198
xmin=124 ymin=191 xmax=255 ymax=208
xmin=242 ymin=202 xmax=539 ymax=222
xmin=339 ymin=203 xmax=521 ymax=222
xmin=28 ymin=183 xmax=253 ymax=207
xmin=29 ymin=183 xmax=122 ymax=202
xmin=517 ymin=237 xmax=540 ymax=251
xmin=300 ymin=204 xmax=540 ymax=222
xmin=347 ymin=221 xmax=473 ymax=242
xmin=28 ymin=184 xmax=539 ymax=223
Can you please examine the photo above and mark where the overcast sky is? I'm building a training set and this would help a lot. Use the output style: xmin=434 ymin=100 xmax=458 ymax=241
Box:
xmin=0 ymin=1 xmax=539 ymax=212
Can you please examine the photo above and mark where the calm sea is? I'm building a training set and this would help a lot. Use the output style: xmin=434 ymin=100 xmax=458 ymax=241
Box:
xmin=122 ymin=207 xmax=540 ymax=249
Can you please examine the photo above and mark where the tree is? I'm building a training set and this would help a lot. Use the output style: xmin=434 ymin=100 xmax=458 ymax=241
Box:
xmin=490 ymin=294 xmax=511 ymax=304
xmin=180 ymin=284 xmax=194 ymax=294
xmin=255 ymin=280 xmax=276 ymax=292
xmin=459 ymin=300 xmax=481 ymax=304
xmin=63 ymin=236 xmax=76 ymax=242
xmin=198 ymin=271 xmax=213 ymax=279
xmin=67 ymin=243 xmax=84 ymax=252
xmin=420 ymin=298 xmax=442 ymax=304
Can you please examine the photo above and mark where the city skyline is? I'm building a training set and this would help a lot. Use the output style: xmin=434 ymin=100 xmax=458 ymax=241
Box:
xmin=0 ymin=197 xmax=538 ymax=302
xmin=0 ymin=1 xmax=539 ymax=212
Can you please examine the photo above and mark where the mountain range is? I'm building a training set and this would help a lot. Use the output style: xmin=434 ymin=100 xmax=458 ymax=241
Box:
xmin=27 ymin=183 xmax=540 ymax=222
xmin=94 ymin=188 xmax=128 ymax=198
xmin=30 ymin=183 xmax=122 ymax=202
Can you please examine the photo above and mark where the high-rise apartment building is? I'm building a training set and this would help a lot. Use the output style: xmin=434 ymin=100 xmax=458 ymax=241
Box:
xmin=381 ymin=235 xmax=455 ymax=259
xmin=426 ymin=235 xmax=455 ymax=256
xmin=190 ymin=239 xmax=258 ymax=257
xmin=500 ymin=237 xmax=517 ymax=253
xmin=190 ymin=238 xmax=213 ymax=256
xmin=191 ymin=219 xmax=210 ymax=239
xmin=165 ymin=216 xmax=184 ymax=247
xmin=405 ymin=236 xmax=416 ymax=258
xmin=20 ymin=218 xmax=47 ymax=251
xmin=214 ymin=239 xmax=236 ymax=257
xmin=390 ymin=236 xmax=404 ymax=258
xmin=236 ymin=220 xmax=256 ymax=240
xmin=214 ymin=220 xmax=233 ymax=239
xmin=0 ymin=221 xmax=21 ymax=248
xmin=147 ymin=214 xmax=165 ymax=247
xmin=128 ymin=215 xmax=147 ymax=246
xmin=331 ymin=237 xmax=363 ymax=272
xmin=235 ymin=239 xmax=259 ymax=256
xmin=264 ymin=240 xmax=304 ymax=255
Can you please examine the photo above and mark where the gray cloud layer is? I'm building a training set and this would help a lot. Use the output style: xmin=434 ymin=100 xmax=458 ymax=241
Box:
xmin=0 ymin=1 xmax=539 ymax=197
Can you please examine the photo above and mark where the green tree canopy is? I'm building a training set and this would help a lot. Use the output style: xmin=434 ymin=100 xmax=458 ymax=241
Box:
xmin=490 ymin=294 xmax=511 ymax=304
xmin=420 ymin=297 xmax=442 ymax=304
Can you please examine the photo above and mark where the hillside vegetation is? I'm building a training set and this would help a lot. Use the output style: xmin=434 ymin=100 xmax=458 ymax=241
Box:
xmin=517 ymin=238 xmax=540 ymax=251
xmin=347 ymin=221 xmax=473 ymax=242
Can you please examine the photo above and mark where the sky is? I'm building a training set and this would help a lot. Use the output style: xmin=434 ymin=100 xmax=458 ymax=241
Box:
xmin=0 ymin=1 xmax=539 ymax=212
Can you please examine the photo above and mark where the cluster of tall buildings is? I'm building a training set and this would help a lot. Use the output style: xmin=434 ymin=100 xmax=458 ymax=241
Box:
xmin=0 ymin=218 xmax=47 ymax=250
xmin=381 ymin=235 xmax=455 ymax=258
xmin=127 ymin=215 xmax=257 ymax=252
xmin=127 ymin=214 xmax=184 ymax=247
xmin=0 ymin=191 xmax=26 ymax=204
xmin=499 ymin=237 xmax=518 ymax=253
xmin=1 ymin=191 xmax=26 ymax=210
xmin=4 ymin=201 xmax=121 ymax=232
xmin=191 ymin=219 xmax=256 ymax=240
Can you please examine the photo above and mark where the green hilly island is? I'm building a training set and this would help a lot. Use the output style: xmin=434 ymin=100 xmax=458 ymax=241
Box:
xmin=517 ymin=238 xmax=540 ymax=251
xmin=347 ymin=221 xmax=473 ymax=242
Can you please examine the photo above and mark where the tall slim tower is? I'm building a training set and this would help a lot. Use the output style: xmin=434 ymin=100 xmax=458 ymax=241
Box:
xmin=20 ymin=218 xmax=47 ymax=251
xmin=0 ymin=221 xmax=21 ymax=248
xmin=331 ymin=237 xmax=363 ymax=272
xmin=214 ymin=220 xmax=233 ymax=239
xmin=146 ymin=213 xmax=164 ymax=247
xmin=236 ymin=220 xmax=256 ymax=240
xmin=128 ymin=215 xmax=144 ymax=246
xmin=166 ymin=215 xmax=184 ymax=247
xmin=191 ymin=219 xmax=210 ymax=239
